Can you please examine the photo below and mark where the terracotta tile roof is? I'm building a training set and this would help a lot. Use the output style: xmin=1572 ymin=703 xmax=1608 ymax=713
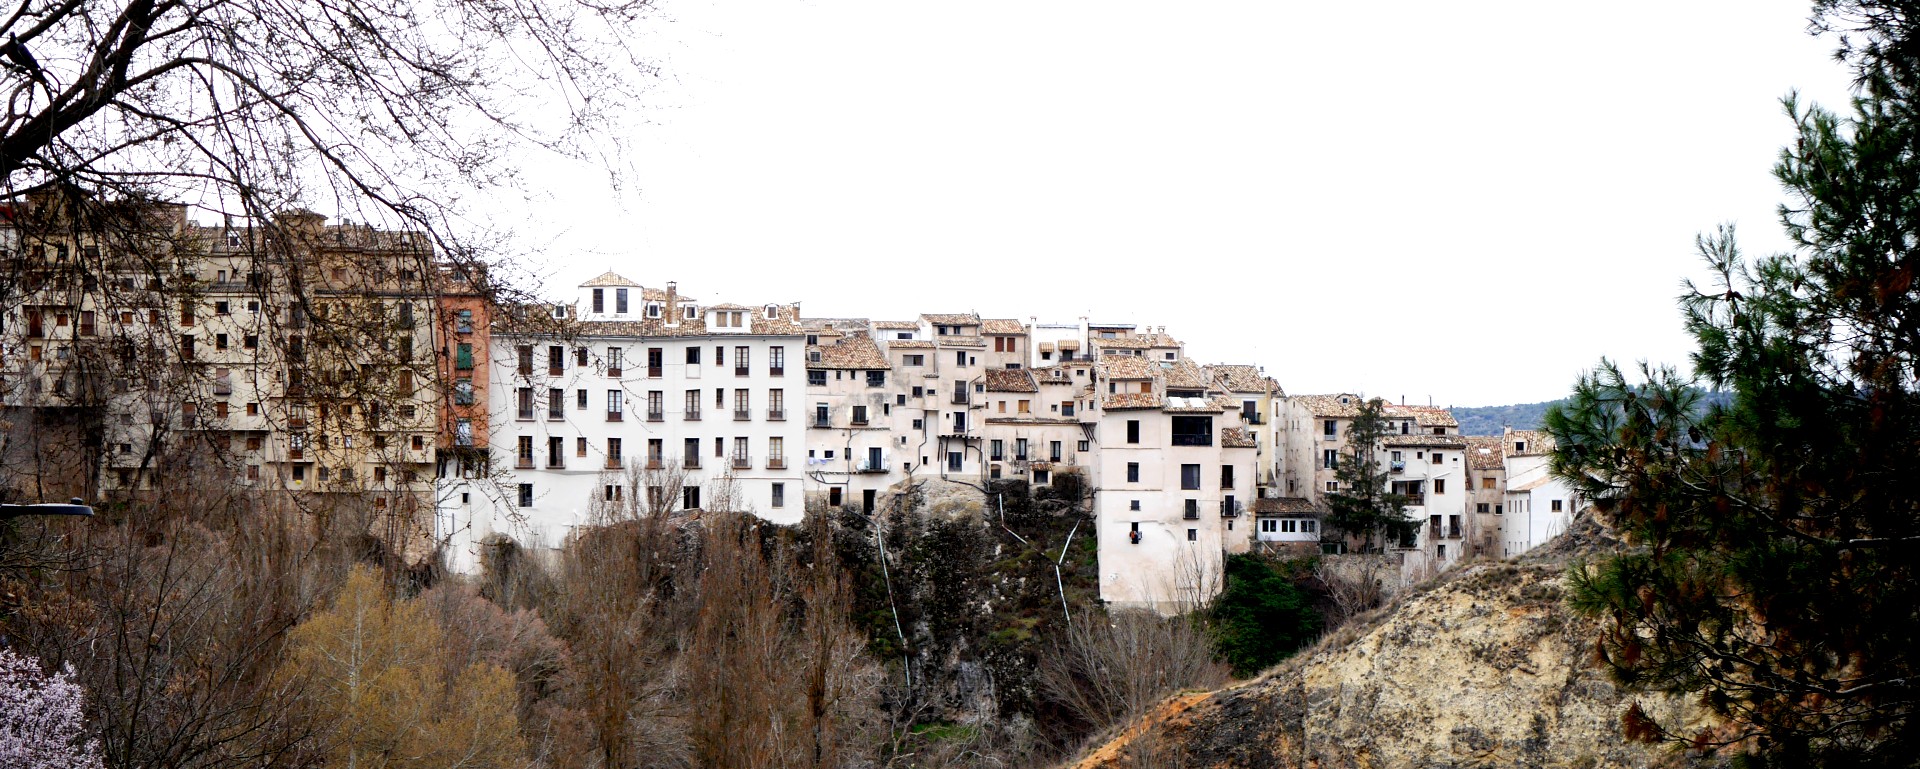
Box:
xmin=1381 ymin=434 xmax=1468 ymax=448
xmin=1207 ymin=364 xmax=1278 ymax=395
xmin=939 ymin=337 xmax=985 ymax=348
xmin=1507 ymin=430 xmax=1554 ymax=456
xmin=1163 ymin=359 xmax=1210 ymax=390
xmin=1221 ymin=426 xmax=1257 ymax=448
xmin=1254 ymin=497 xmax=1318 ymax=515
xmin=1465 ymin=436 xmax=1505 ymax=471
xmin=705 ymin=302 xmax=751 ymax=311
xmin=1033 ymin=367 xmax=1076 ymax=386
xmin=886 ymin=339 xmax=935 ymax=349
xmin=1096 ymin=355 xmax=1156 ymax=379
xmin=580 ymin=271 xmax=640 ymax=287
xmin=1389 ymin=405 xmax=1459 ymax=428
xmin=808 ymin=331 xmax=890 ymax=370
xmin=1092 ymin=336 xmax=1153 ymax=349
xmin=873 ymin=320 xmax=920 ymax=330
xmin=551 ymin=301 xmax=802 ymax=339
xmin=981 ymin=318 xmax=1026 ymax=335
xmin=1102 ymin=392 xmax=1163 ymax=410
xmin=921 ymin=313 xmax=980 ymax=326
xmin=984 ymin=368 xmax=1038 ymax=393
xmin=1291 ymin=393 xmax=1365 ymax=417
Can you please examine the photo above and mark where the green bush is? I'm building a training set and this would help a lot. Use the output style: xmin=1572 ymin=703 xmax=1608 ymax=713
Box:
xmin=1209 ymin=554 xmax=1321 ymax=677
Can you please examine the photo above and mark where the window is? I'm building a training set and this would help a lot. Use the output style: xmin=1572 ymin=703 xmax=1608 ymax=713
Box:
xmin=1181 ymin=464 xmax=1201 ymax=490
xmin=549 ymin=388 xmax=564 ymax=420
xmin=215 ymin=333 xmax=228 ymax=350
xmin=903 ymin=354 xmax=924 ymax=367
xmin=517 ymin=484 xmax=533 ymax=507
xmin=517 ymin=436 xmax=535 ymax=466
xmin=647 ymin=347 xmax=663 ymax=377
xmin=548 ymin=345 xmax=564 ymax=374
xmin=851 ymin=405 xmax=868 ymax=425
xmin=1126 ymin=419 xmax=1140 ymax=444
xmin=607 ymin=390 xmax=623 ymax=419
xmin=517 ymin=388 xmax=534 ymax=419
xmin=734 ymin=346 xmax=750 ymax=375
xmin=615 ymin=288 xmax=629 ymax=314
xmin=1432 ymin=451 xmax=1443 ymax=464
xmin=577 ymin=389 xmax=588 ymax=409
xmin=808 ymin=370 xmax=826 ymax=386
xmin=1476 ymin=503 xmax=1491 ymax=513
xmin=1014 ymin=438 xmax=1028 ymax=460
xmin=456 ymin=343 xmax=474 ymax=370
xmin=735 ymin=389 xmax=750 ymax=419
xmin=1552 ymin=499 xmax=1564 ymax=512
xmin=768 ymin=389 xmax=785 ymax=419
xmin=1323 ymin=449 xmax=1338 ymax=469
xmin=1220 ymin=465 xmax=1234 ymax=488
xmin=1482 ymin=477 xmax=1496 ymax=489
xmin=517 ymin=345 xmax=533 ymax=375
xmin=607 ymin=437 xmax=623 ymax=464
xmin=592 ymin=288 xmax=605 ymax=313
xmin=772 ymin=482 xmax=786 ymax=508
xmin=1170 ymin=416 xmax=1212 ymax=446
xmin=1326 ymin=481 xmax=1338 ymax=492
xmin=1434 ymin=479 xmax=1447 ymax=494
xmin=578 ymin=437 xmax=588 ymax=457
xmin=867 ymin=370 xmax=885 ymax=387
xmin=549 ymin=437 xmax=564 ymax=467
xmin=1079 ymin=440 xmax=1090 ymax=452
xmin=1260 ymin=519 xmax=1278 ymax=534
xmin=1130 ymin=500 xmax=1141 ymax=511
xmin=1126 ymin=462 xmax=1140 ymax=483
xmin=955 ymin=350 xmax=969 ymax=367
xmin=605 ymin=485 xmax=622 ymax=502
xmin=1050 ymin=441 xmax=1062 ymax=462
xmin=647 ymin=303 xmax=662 ymax=318
xmin=1323 ymin=419 xmax=1337 ymax=438
xmin=769 ymin=346 xmax=785 ymax=374
xmin=608 ymin=348 xmax=623 ymax=376
xmin=1187 ymin=528 xmax=1198 ymax=542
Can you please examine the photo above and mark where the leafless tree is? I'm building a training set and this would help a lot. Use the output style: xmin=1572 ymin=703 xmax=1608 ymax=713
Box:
xmin=1037 ymin=609 xmax=1227 ymax=734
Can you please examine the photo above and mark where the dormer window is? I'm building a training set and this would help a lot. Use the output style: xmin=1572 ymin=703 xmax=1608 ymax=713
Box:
xmin=809 ymin=350 xmax=822 ymax=362
xmin=647 ymin=303 xmax=662 ymax=319
xmin=551 ymin=304 xmax=568 ymax=319
xmin=225 ymin=231 xmax=241 ymax=248
xmin=592 ymin=289 xmax=604 ymax=314
xmin=614 ymin=288 xmax=628 ymax=314
xmin=684 ymin=305 xmax=698 ymax=320
xmin=764 ymin=305 xmax=778 ymax=319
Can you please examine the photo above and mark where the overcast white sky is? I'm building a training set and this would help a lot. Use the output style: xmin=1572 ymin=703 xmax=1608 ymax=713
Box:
xmin=497 ymin=1 xmax=1856 ymax=407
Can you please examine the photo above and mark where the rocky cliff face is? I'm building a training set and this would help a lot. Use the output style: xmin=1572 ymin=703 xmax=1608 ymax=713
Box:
xmin=1069 ymin=520 xmax=1716 ymax=769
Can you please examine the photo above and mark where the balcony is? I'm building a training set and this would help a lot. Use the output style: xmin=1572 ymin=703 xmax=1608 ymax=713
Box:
xmin=950 ymin=393 xmax=970 ymax=405
xmin=812 ymin=416 xmax=831 ymax=428
xmin=685 ymin=455 xmax=702 ymax=469
xmin=769 ymin=366 xmax=784 ymax=377
xmin=1404 ymin=493 xmax=1426 ymax=506
xmin=1390 ymin=460 xmax=1405 ymax=473
xmin=517 ymin=408 xmax=535 ymax=421
xmin=731 ymin=455 xmax=752 ymax=470
xmin=516 ymin=458 xmax=534 ymax=469
xmin=548 ymin=366 xmax=564 ymax=377
xmin=606 ymin=411 xmax=623 ymax=422
xmin=288 ymin=448 xmax=304 ymax=460
xmin=1170 ymin=434 xmax=1211 ymax=447
xmin=1220 ymin=500 xmax=1242 ymax=518
xmin=608 ymin=367 xmax=622 ymax=378
xmin=767 ymin=455 xmax=787 ymax=470
xmin=649 ymin=366 xmax=663 ymax=378
xmin=647 ymin=457 xmax=664 ymax=469
xmin=647 ymin=411 xmax=665 ymax=422
xmin=547 ymin=458 xmax=565 ymax=469
xmin=734 ymin=366 xmax=749 ymax=377
xmin=851 ymin=416 xmax=870 ymax=426
xmin=605 ymin=457 xmax=623 ymax=469
xmin=855 ymin=458 xmax=887 ymax=473
xmin=734 ymin=409 xmax=751 ymax=421
xmin=767 ymin=408 xmax=785 ymax=421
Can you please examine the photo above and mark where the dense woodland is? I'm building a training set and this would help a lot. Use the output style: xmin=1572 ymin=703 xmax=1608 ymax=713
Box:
xmin=0 ymin=471 xmax=1341 ymax=768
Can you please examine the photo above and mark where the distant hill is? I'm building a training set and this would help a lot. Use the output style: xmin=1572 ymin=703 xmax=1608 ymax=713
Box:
xmin=1449 ymin=401 xmax=1564 ymax=436
xmin=1450 ymin=391 xmax=1735 ymax=437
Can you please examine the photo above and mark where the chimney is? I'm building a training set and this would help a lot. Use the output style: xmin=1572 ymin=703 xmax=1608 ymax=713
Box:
xmin=665 ymin=281 xmax=679 ymax=327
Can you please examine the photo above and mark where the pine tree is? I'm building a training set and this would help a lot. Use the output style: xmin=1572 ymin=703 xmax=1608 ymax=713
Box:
xmin=1549 ymin=3 xmax=1919 ymax=763
xmin=1324 ymin=397 xmax=1413 ymax=553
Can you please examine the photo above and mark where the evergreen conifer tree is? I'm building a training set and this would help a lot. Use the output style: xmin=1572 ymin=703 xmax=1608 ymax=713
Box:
xmin=1323 ymin=398 xmax=1413 ymax=553
xmin=1550 ymin=3 xmax=1919 ymax=763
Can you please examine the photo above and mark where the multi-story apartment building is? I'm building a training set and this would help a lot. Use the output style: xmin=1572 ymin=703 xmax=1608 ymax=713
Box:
xmin=1500 ymin=428 xmax=1579 ymax=557
xmin=3 ymin=198 xmax=442 ymax=557
xmin=1465 ymin=435 xmax=1507 ymax=556
xmin=439 ymin=273 xmax=809 ymax=570
xmin=980 ymin=368 xmax=1087 ymax=488
xmin=804 ymin=329 xmax=897 ymax=513
xmin=1087 ymin=352 xmax=1257 ymax=612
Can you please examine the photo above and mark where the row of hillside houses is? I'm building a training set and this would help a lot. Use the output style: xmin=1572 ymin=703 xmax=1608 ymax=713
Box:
xmin=0 ymin=202 xmax=1584 ymax=611
xmin=435 ymin=272 xmax=1584 ymax=610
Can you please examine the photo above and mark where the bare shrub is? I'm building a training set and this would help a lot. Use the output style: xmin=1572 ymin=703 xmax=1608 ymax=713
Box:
xmin=1038 ymin=609 xmax=1228 ymax=732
